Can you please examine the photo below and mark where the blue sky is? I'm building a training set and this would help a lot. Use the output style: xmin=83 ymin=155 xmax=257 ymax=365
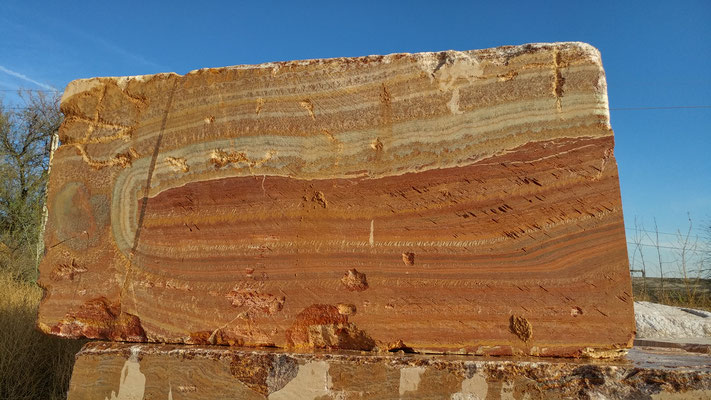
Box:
xmin=1 ymin=1 xmax=709 ymax=269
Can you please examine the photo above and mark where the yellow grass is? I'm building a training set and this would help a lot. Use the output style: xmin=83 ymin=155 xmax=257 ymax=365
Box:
xmin=631 ymin=277 xmax=711 ymax=311
xmin=0 ymin=270 xmax=85 ymax=400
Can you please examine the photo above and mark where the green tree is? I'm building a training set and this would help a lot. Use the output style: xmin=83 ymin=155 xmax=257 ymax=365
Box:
xmin=0 ymin=90 xmax=61 ymax=280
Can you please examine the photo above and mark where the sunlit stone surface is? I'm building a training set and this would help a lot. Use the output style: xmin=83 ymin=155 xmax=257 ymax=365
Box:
xmin=38 ymin=42 xmax=634 ymax=357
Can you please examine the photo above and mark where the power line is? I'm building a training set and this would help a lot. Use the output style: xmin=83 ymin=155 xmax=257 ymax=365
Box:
xmin=625 ymin=227 xmax=707 ymax=238
xmin=2 ymin=104 xmax=711 ymax=112
xmin=1 ymin=107 xmax=60 ymax=111
xmin=3 ymin=89 xmax=711 ymax=109
xmin=627 ymin=242 xmax=711 ymax=254
xmin=3 ymin=90 xmax=711 ymax=111
xmin=610 ymin=105 xmax=711 ymax=111
xmin=0 ymin=89 xmax=60 ymax=93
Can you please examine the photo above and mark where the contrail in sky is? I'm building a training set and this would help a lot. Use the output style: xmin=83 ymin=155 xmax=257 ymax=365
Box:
xmin=88 ymin=36 xmax=166 ymax=71
xmin=54 ymin=21 xmax=166 ymax=71
xmin=0 ymin=65 xmax=57 ymax=91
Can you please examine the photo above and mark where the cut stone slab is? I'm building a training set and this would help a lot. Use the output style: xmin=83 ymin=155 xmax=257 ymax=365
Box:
xmin=67 ymin=342 xmax=711 ymax=399
xmin=38 ymin=42 xmax=634 ymax=356
xmin=634 ymin=338 xmax=711 ymax=355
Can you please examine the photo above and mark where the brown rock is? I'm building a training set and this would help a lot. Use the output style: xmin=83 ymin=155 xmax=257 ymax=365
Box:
xmin=49 ymin=298 xmax=146 ymax=342
xmin=285 ymin=304 xmax=375 ymax=351
xmin=38 ymin=42 xmax=634 ymax=356
xmin=510 ymin=315 xmax=533 ymax=343
xmin=340 ymin=268 xmax=369 ymax=292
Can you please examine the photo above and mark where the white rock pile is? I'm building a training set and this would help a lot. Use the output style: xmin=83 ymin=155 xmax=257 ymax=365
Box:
xmin=634 ymin=301 xmax=711 ymax=339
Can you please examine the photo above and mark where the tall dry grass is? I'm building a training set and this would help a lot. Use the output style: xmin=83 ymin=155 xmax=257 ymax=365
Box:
xmin=0 ymin=270 xmax=85 ymax=400
xmin=631 ymin=277 xmax=711 ymax=311
xmin=628 ymin=216 xmax=711 ymax=311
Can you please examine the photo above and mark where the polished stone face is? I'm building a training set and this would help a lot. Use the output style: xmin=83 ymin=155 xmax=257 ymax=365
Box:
xmin=38 ymin=42 xmax=634 ymax=357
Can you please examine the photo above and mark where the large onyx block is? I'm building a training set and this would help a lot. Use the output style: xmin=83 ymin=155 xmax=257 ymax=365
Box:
xmin=38 ymin=42 xmax=634 ymax=357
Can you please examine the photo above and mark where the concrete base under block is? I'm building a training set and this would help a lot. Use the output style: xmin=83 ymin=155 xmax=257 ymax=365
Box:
xmin=634 ymin=338 xmax=711 ymax=355
xmin=68 ymin=342 xmax=711 ymax=399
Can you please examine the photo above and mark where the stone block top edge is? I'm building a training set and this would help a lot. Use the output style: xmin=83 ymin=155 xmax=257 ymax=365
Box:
xmin=60 ymin=41 xmax=603 ymax=106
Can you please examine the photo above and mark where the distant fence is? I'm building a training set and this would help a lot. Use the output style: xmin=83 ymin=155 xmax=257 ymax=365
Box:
xmin=630 ymin=275 xmax=711 ymax=309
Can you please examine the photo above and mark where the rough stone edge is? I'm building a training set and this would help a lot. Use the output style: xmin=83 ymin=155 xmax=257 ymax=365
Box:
xmin=60 ymin=41 xmax=603 ymax=103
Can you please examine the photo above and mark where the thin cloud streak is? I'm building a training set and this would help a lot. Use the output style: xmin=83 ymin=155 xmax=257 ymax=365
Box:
xmin=88 ymin=35 xmax=166 ymax=71
xmin=54 ymin=21 xmax=167 ymax=72
xmin=2 ymin=7 xmax=166 ymax=78
xmin=0 ymin=65 xmax=57 ymax=91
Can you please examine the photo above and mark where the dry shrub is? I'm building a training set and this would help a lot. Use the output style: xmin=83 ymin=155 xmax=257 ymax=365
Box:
xmin=0 ymin=270 xmax=85 ymax=400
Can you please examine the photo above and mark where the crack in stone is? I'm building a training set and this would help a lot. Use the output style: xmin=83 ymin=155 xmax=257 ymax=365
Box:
xmin=119 ymin=79 xmax=178 ymax=320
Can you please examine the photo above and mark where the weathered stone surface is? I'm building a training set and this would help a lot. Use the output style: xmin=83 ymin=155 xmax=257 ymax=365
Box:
xmin=67 ymin=342 xmax=711 ymax=399
xmin=38 ymin=42 xmax=634 ymax=356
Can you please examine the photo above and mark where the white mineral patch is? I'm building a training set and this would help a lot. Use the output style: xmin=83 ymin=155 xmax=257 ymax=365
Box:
xmin=105 ymin=346 xmax=146 ymax=400
xmin=635 ymin=301 xmax=711 ymax=339
xmin=399 ymin=366 xmax=426 ymax=396
xmin=451 ymin=372 xmax=488 ymax=399
xmin=269 ymin=361 xmax=331 ymax=400
xmin=369 ymin=219 xmax=374 ymax=246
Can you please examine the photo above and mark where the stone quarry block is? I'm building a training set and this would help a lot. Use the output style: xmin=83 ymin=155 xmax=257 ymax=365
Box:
xmin=38 ymin=42 xmax=634 ymax=357
xmin=67 ymin=342 xmax=711 ymax=399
